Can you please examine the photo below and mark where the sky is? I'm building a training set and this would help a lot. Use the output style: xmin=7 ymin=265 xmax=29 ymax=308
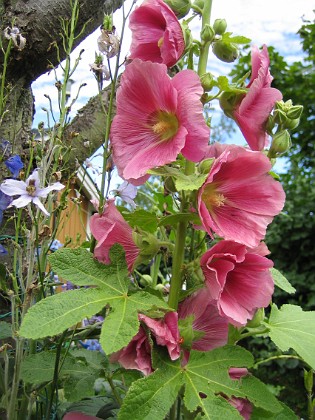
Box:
xmin=31 ymin=0 xmax=314 ymax=178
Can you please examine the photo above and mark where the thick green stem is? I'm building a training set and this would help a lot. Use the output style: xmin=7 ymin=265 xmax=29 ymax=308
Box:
xmin=168 ymin=220 xmax=187 ymax=310
xmin=197 ymin=0 xmax=213 ymax=76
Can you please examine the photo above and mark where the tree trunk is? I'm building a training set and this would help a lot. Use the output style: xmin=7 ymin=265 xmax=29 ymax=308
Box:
xmin=0 ymin=0 xmax=123 ymax=153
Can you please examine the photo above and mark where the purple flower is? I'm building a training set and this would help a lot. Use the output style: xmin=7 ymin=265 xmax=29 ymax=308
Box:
xmin=49 ymin=239 xmax=63 ymax=252
xmin=0 ymin=169 xmax=64 ymax=216
xmin=5 ymin=155 xmax=24 ymax=178
xmin=112 ymin=181 xmax=137 ymax=209
xmin=0 ymin=244 xmax=8 ymax=255
xmin=0 ymin=191 xmax=13 ymax=224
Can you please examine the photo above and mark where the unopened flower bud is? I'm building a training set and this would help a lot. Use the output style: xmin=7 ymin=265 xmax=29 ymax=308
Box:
xmin=246 ymin=308 xmax=265 ymax=328
xmin=200 ymin=73 xmax=215 ymax=92
xmin=269 ymin=130 xmax=291 ymax=158
xmin=273 ymin=109 xmax=287 ymax=125
xmin=102 ymin=15 xmax=113 ymax=31
xmin=193 ymin=0 xmax=204 ymax=12
xmin=219 ymin=91 xmax=243 ymax=118
xmin=304 ymin=369 xmax=313 ymax=393
xmin=199 ymin=158 xmax=214 ymax=174
xmin=133 ymin=230 xmax=160 ymax=266
xmin=201 ymin=24 xmax=215 ymax=43
xmin=139 ymin=274 xmax=153 ymax=287
xmin=213 ymin=19 xmax=227 ymax=35
xmin=212 ymin=40 xmax=239 ymax=63
xmin=164 ymin=0 xmax=191 ymax=19
xmin=287 ymin=105 xmax=303 ymax=120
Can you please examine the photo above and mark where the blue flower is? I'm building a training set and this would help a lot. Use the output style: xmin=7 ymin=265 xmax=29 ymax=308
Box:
xmin=49 ymin=239 xmax=63 ymax=252
xmin=0 ymin=244 xmax=8 ymax=255
xmin=4 ymin=155 xmax=24 ymax=178
xmin=0 ymin=191 xmax=13 ymax=224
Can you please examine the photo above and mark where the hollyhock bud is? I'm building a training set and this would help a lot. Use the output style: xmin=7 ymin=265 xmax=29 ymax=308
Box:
xmin=212 ymin=40 xmax=239 ymax=63
xmin=246 ymin=308 xmax=265 ymax=328
xmin=200 ymin=72 xmax=215 ymax=92
xmin=198 ymin=158 xmax=214 ymax=174
xmin=213 ymin=19 xmax=227 ymax=35
xmin=268 ymin=130 xmax=291 ymax=158
xmin=132 ymin=229 xmax=160 ymax=266
xmin=198 ymin=146 xmax=285 ymax=248
xmin=201 ymin=24 xmax=215 ymax=43
xmin=129 ymin=0 xmax=185 ymax=67
xmin=200 ymin=241 xmax=274 ymax=326
xmin=164 ymin=0 xmax=191 ymax=19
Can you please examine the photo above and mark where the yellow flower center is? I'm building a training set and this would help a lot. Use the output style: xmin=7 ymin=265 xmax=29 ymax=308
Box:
xmin=151 ymin=111 xmax=179 ymax=142
xmin=202 ymin=183 xmax=226 ymax=212
xmin=158 ymin=37 xmax=164 ymax=48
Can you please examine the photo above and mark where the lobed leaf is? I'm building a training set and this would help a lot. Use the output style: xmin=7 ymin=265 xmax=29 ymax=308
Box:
xmin=118 ymin=346 xmax=281 ymax=420
xmin=49 ymin=245 xmax=129 ymax=293
xmin=267 ymin=304 xmax=315 ymax=369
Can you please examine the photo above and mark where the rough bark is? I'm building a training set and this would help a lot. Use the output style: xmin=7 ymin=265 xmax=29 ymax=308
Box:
xmin=0 ymin=0 xmax=123 ymax=151
xmin=1 ymin=0 xmax=123 ymax=83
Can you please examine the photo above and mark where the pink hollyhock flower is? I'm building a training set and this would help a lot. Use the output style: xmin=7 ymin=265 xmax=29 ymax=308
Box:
xmin=90 ymin=200 xmax=140 ymax=272
xmin=139 ymin=312 xmax=180 ymax=360
xmin=200 ymin=240 xmax=274 ymax=326
xmin=110 ymin=326 xmax=153 ymax=375
xmin=111 ymin=59 xmax=210 ymax=185
xmin=178 ymin=287 xmax=228 ymax=364
xmin=233 ymin=45 xmax=282 ymax=151
xmin=129 ymin=0 xmax=185 ymax=67
xmin=198 ymin=146 xmax=285 ymax=248
xmin=110 ymin=312 xmax=180 ymax=375
xmin=228 ymin=368 xmax=253 ymax=420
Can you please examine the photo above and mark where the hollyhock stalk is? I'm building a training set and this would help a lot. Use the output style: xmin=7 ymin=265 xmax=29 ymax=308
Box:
xmin=168 ymin=1 xmax=212 ymax=311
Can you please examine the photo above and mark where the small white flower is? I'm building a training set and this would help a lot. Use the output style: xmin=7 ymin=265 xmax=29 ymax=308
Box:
xmin=0 ymin=169 xmax=64 ymax=216
xmin=4 ymin=26 xmax=26 ymax=51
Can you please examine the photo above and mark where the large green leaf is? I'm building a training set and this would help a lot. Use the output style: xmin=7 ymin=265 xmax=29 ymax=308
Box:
xmin=118 ymin=346 xmax=282 ymax=420
xmin=122 ymin=209 xmax=158 ymax=233
xmin=49 ymin=245 xmax=129 ymax=292
xmin=20 ymin=246 xmax=168 ymax=353
xmin=20 ymin=351 xmax=99 ymax=385
xmin=267 ymin=304 xmax=315 ymax=369
xmin=270 ymin=268 xmax=296 ymax=294
xmin=19 ymin=288 xmax=111 ymax=339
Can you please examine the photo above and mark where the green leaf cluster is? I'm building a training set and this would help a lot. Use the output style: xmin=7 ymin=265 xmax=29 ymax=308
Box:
xmin=19 ymin=245 xmax=168 ymax=355
xmin=118 ymin=346 xmax=290 ymax=420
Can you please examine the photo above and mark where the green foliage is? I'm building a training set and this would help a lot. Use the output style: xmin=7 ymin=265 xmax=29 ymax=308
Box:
xmin=148 ymin=166 xmax=208 ymax=191
xmin=0 ymin=321 xmax=11 ymax=339
xmin=122 ymin=208 xmax=158 ymax=233
xmin=266 ymin=304 xmax=315 ymax=369
xmin=21 ymin=349 xmax=104 ymax=401
xmin=118 ymin=346 xmax=283 ymax=420
xmin=270 ymin=268 xmax=296 ymax=294
xmin=19 ymin=245 xmax=168 ymax=354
